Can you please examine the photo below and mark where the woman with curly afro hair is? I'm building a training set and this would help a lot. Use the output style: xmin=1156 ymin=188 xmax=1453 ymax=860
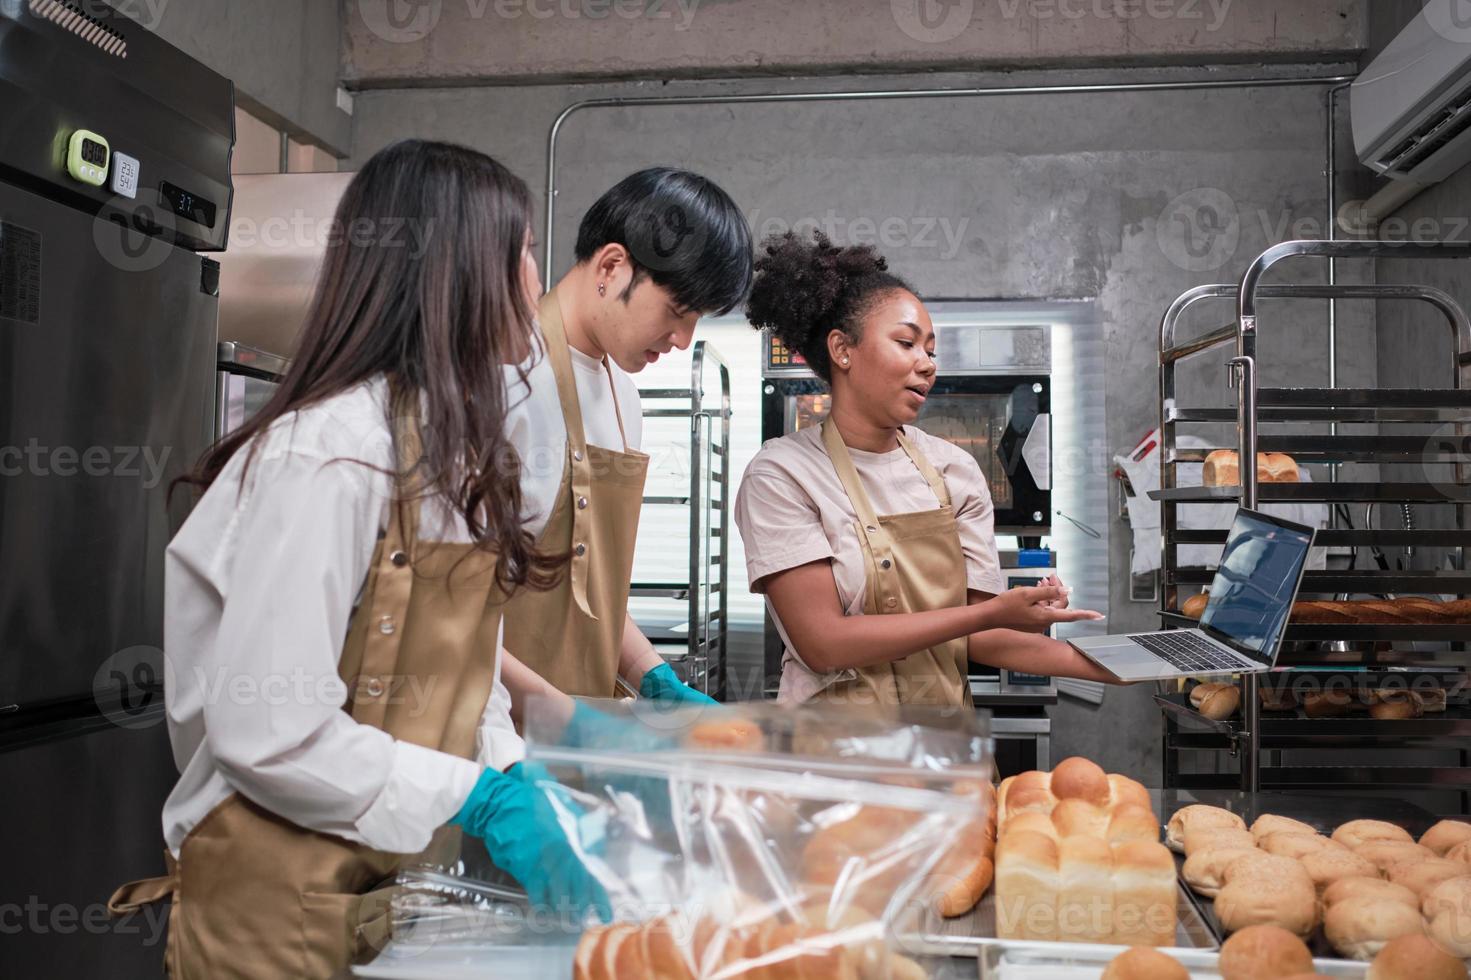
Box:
xmin=735 ymin=231 xmax=1115 ymax=707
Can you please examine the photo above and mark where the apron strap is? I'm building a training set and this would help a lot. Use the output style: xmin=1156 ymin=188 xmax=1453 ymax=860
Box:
xmin=386 ymin=384 xmax=424 ymax=559
xmin=602 ymin=359 xmax=632 ymax=454
xmin=895 ymin=429 xmax=952 ymax=509
xmin=537 ymin=290 xmax=598 ymax=620
xmin=107 ymin=851 xmax=178 ymax=915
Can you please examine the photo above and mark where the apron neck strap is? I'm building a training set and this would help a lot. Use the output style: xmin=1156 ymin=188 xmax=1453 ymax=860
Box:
xmin=386 ymin=381 xmax=425 ymax=555
xmin=821 ymin=419 xmax=951 ymax=523
xmin=538 ymin=288 xmax=633 ymax=454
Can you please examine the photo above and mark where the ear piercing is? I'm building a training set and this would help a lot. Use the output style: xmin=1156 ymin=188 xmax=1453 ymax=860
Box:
xmin=597 ymin=282 xmax=607 ymax=297
xmin=841 ymin=357 xmax=850 ymax=366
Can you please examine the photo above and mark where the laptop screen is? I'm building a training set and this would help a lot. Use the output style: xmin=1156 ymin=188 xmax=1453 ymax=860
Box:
xmin=1198 ymin=509 xmax=1316 ymax=663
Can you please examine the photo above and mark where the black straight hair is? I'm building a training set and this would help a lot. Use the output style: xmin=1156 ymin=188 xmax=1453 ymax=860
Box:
xmin=574 ymin=167 xmax=753 ymax=316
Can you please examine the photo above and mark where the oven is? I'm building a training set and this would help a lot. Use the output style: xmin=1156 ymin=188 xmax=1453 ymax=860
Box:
xmin=757 ymin=318 xmax=1056 ymax=700
xmin=215 ymin=342 xmax=287 ymax=440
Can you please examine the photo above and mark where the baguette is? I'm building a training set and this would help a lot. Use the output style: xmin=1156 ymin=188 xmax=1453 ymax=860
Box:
xmin=1291 ymin=597 xmax=1471 ymax=624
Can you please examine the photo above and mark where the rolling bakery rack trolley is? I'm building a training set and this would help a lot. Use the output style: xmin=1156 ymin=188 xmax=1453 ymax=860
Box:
xmin=633 ymin=340 xmax=732 ymax=700
xmin=1152 ymin=240 xmax=1471 ymax=803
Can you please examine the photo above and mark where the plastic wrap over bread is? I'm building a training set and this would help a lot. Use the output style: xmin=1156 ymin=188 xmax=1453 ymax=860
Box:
xmin=396 ymin=699 xmax=996 ymax=978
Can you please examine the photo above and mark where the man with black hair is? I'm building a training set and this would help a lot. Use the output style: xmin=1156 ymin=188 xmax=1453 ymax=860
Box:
xmin=501 ymin=167 xmax=753 ymax=706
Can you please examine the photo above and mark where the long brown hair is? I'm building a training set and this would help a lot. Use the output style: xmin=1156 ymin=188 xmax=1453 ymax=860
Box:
xmin=184 ymin=139 xmax=559 ymax=592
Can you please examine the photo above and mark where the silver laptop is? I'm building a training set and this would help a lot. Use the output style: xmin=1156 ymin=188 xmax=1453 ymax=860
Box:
xmin=1071 ymin=508 xmax=1316 ymax=681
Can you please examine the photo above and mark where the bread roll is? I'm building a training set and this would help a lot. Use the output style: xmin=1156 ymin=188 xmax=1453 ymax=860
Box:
xmin=1426 ymin=891 xmax=1471 ymax=959
xmin=1165 ymin=804 xmax=1247 ymax=853
xmin=1299 ymin=847 xmax=1378 ymax=892
xmin=1448 ymin=840 xmax=1471 ymax=866
xmin=1324 ymin=895 xmax=1425 ymax=960
xmin=1420 ymin=689 xmax=1448 ymax=713
xmin=1217 ymin=924 xmax=1314 ymax=980
xmin=1370 ymin=692 xmax=1424 ymax=720
xmin=1334 ymin=819 xmax=1415 ymax=850
xmin=929 ymin=814 xmax=995 ymax=917
xmin=1302 ymin=690 xmax=1357 ymax=718
xmin=1184 ymin=827 xmax=1255 ymax=857
xmin=1182 ymin=847 xmax=1260 ymax=898
xmin=1223 ymin=852 xmax=1312 ymax=888
xmin=1216 ymin=870 xmax=1318 ymax=938
xmin=1422 ymin=820 xmax=1471 ymax=857
xmin=1198 ymin=685 xmax=1242 ymax=720
xmin=1388 ymin=858 xmax=1471 ymax=899
xmin=1259 ymin=833 xmax=1339 ymax=860
xmin=1366 ymin=933 xmax=1468 ymax=980
xmin=1190 ymin=682 xmax=1226 ymax=708
xmin=684 ymin=716 xmax=765 ymax=753
xmin=1251 ymin=814 xmax=1319 ymax=841
xmin=1422 ymin=875 xmax=1471 ymax=921
xmin=996 ymin=758 xmax=1154 ymax=828
xmin=1323 ymin=876 xmax=1418 ymax=911
xmin=1101 ymin=946 xmax=1189 ymax=980
xmin=1355 ymin=841 xmax=1435 ymax=874
xmin=1181 ymin=593 xmax=1209 ymax=619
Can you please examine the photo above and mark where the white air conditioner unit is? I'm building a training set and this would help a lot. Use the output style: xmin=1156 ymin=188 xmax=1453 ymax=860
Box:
xmin=1353 ymin=0 xmax=1471 ymax=184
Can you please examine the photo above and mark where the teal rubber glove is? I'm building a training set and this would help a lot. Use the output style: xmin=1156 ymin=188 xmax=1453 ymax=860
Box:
xmin=452 ymin=762 xmax=611 ymax=923
xmin=638 ymin=661 xmax=718 ymax=706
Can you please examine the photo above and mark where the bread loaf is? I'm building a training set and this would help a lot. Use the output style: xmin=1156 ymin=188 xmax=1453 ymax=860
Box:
xmin=1421 ymin=689 xmax=1448 ymax=713
xmin=1370 ymin=691 xmax=1424 ymax=720
xmin=1217 ymin=924 xmax=1314 ymax=980
xmin=993 ymin=831 xmax=1176 ymax=945
xmin=1366 ymin=933 xmax=1469 ymax=980
xmin=1292 ymin=597 xmax=1471 ymax=624
xmin=684 ymin=717 xmax=765 ymax=753
xmin=996 ymin=757 xmax=1153 ymax=828
xmin=1324 ymin=895 xmax=1425 ymax=960
xmin=1101 ymin=946 xmax=1189 ymax=980
xmin=1333 ymin=819 xmax=1414 ymax=850
xmin=1198 ymin=685 xmax=1241 ymax=720
xmin=1181 ymin=593 xmax=1209 ymax=619
xmin=1165 ymin=804 xmax=1247 ymax=853
xmin=1202 ymin=451 xmax=1300 ymax=486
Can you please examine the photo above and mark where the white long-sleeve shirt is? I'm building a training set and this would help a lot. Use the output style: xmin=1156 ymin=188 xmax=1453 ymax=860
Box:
xmin=161 ymin=376 xmax=523 ymax=857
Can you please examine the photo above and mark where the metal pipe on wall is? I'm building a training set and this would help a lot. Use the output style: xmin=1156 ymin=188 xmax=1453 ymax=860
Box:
xmin=542 ymin=73 xmax=1355 ymax=285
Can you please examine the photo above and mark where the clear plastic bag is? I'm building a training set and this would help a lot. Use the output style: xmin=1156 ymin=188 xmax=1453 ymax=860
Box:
xmin=517 ymin=698 xmax=995 ymax=979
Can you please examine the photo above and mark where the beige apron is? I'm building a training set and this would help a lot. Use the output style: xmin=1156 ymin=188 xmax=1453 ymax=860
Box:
xmin=809 ymin=419 xmax=972 ymax=708
xmin=502 ymin=289 xmax=649 ymax=698
xmin=109 ymin=408 xmax=508 ymax=979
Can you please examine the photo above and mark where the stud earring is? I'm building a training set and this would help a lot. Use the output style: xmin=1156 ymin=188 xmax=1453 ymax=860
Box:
xmin=597 ymin=282 xmax=606 ymax=297
xmin=841 ymin=357 xmax=850 ymax=366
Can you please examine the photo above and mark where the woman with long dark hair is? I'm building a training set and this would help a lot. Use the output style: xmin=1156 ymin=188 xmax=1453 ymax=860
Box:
xmin=109 ymin=140 xmax=604 ymax=978
xmin=735 ymin=231 xmax=1117 ymax=707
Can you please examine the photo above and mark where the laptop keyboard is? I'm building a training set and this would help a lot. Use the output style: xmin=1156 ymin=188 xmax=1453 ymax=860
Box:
xmin=1128 ymin=631 xmax=1248 ymax=673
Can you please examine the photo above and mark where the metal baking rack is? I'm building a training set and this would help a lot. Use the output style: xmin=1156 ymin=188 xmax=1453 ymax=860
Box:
xmin=632 ymin=341 xmax=732 ymax=700
xmin=1152 ymin=240 xmax=1471 ymax=804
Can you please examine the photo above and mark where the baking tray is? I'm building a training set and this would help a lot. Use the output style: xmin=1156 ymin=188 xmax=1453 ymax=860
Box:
xmin=972 ymin=939 xmax=1369 ymax=978
xmin=899 ymin=881 xmax=1216 ymax=957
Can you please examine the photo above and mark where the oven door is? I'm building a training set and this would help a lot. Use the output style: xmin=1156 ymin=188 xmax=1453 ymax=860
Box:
xmin=761 ymin=375 xmax=1051 ymax=531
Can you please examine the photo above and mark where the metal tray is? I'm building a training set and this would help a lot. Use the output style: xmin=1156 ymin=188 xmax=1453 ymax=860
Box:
xmin=972 ymin=939 xmax=1368 ymax=978
xmin=899 ymin=882 xmax=1216 ymax=957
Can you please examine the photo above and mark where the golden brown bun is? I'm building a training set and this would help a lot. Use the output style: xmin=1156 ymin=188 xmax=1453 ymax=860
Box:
xmin=1425 ymin=877 xmax=1471 ymax=958
xmin=1421 ymin=689 xmax=1448 ymax=712
xmin=1215 ymin=855 xmax=1317 ymax=938
xmin=1422 ymin=820 xmax=1471 ymax=857
xmin=1302 ymin=690 xmax=1357 ymax=718
xmin=1165 ymin=804 xmax=1247 ymax=853
xmin=1355 ymin=840 xmax=1436 ymax=874
xmin=1184 ymin=828 xmax=1256 ymax=857
xmin=1259 ymin=685 xmax=1299 ymax=711
xmin=1370 ymin=692 xmax=1424 ymax=720
xmin=1259 ymin=833 xmax=1339 ymax=861
xmin=1324 ymin=895 xmax=1425 ymax=960
xmin=600 ymin=923 xmax=641 ymax=979
xmin=1050 ymin=756 xmax=1111 ymax=806
xmin=1334 ymin=819 xmax=1415 ymax=850
xmin=684 ymin=717 xmax=765 ymax=753
xmin=1422 ymin=874 xmax=1471 ymax=920
xmin=1198 ymin=686 xmax=1241 ymax=721
xmin=1251 ymin=814 xmax=1319 ymax=841
xmin=1217 ymin=924 xmax=1314 ymax=980
xmin=573 ymin=925 xmax=608 ymax=980
xmin=1182 ymin=847 xmax=1260 ymax=898
xmin=996 ymin=760 xmax=1155 ymax=830
xmin=1300 ymin=847 xmax=1379 ymax=892
xmin=1202 ymin=451 xmax=1300 ymax=487
xmin=1323 ymin=876 xmax=1419 ymax=911
xmin=1181 ymin=593 xmax=1209 ymax=619
xmin=1190 ymin=682 xmax=1226 ymax=708
xmin=1101 ymin=946 xmax=1189 ymax=980
xmin=1388 ymin=858 xmax=1471 ymax=899
xmin=1367 ymin=933 xmax=1469 ymax=980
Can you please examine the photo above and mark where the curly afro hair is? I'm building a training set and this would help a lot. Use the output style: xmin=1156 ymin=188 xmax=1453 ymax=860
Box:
xmin=745 ymin=230 xmax=913 ymax=383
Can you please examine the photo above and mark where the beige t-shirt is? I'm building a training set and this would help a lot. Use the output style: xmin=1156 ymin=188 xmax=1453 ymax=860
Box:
xmin=734 ymin=424 xmax=1007 ymax=702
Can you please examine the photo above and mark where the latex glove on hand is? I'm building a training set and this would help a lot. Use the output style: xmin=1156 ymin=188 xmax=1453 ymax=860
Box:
xmin=638 ymin=661 xmax=717 ymax=706
xmin=452 ymin=762 xmax=611 ymax=923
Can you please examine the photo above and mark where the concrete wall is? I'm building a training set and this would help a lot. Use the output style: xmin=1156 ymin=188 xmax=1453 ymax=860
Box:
xmin=342 ymin=0 xmax=1365 ymax=87
xmin=128 ymin=0 xmax=351 ymax=154
xmin=348 ymin=64 xmax=1371 ymax=778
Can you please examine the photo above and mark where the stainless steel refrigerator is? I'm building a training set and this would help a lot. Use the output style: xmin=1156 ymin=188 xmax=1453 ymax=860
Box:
xmin=0 ymin=4 xmax=233 ymax=976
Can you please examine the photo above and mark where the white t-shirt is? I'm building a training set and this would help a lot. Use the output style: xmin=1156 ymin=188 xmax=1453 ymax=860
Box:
xmin=504 ymin=333 xmax=643 ymax=538
xmin=734 ymin=424 xmax=1007 ymax=702
xmin=162 ymin=376 xmax=524 ymax=857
